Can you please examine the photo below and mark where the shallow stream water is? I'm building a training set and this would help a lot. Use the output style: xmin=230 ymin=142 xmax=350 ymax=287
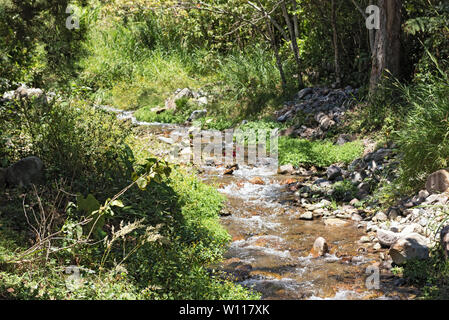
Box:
xmin=105 ymin=107 xmax=418 ymax=300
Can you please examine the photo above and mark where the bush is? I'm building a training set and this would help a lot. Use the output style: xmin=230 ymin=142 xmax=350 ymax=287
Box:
xmin=0 ymin=97 xmax=134 ymax=197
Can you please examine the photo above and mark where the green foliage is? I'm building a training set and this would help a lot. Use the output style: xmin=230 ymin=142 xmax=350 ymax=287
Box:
xmin=0 ymin=97 xmax=134 ymax=196
xmin=278 ymin=137 xmax=364 ymax=168
xmin=0 ymin=95 xmax=257 ymax=300
xmin=402 ymin=246 xmax=449 ymax=299
xmin=331 ymin=179 xmax=359 ymax=202
xmin=395 ymin=75 xmax=449 ymax=190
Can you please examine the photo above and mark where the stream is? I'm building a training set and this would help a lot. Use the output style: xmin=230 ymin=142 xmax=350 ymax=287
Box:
xmin=102 ymin=106 xmax=418 ymax=300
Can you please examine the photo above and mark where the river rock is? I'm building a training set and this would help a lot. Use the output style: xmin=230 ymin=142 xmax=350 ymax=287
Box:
xmin=324 ymin=218 xmax=350 ymax=227
xmin=377 ymin=229 xmax=400 ymax=247
xmin=249 ymin=177 xmax=265 ymax=185
xmin=299 ymin=212 xmax=314 ymax=220
xmin=187 ymin=109 xmax=207 ymax=121
xmin=278 ymin=164 xmax=294 ymax=175
xmin=310 ymin=237 xmax=328 ymax=257
xmin=426 ymin=169 xmax=449 ymax=194
xmin=373 ymin=211 xmax=388 ymax=222
xmin=418 ymin=189 xmax=430 ymax=201
xmin=389 ymin=233 xmax=429 ymax=265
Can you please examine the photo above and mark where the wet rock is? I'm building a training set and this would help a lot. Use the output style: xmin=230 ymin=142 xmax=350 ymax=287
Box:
xmin=440 ymin=225 xmax=449 ymax=258
xmin=278 ymin=164 xmax=294 ymax=175
xmin=389 ymin=233 xmax=429 ymax=265
xmin=310 ymin=237 xmax=328 ymax=257
xmin=249 ymin=177 xmax=265 ymax=185
xmin=426 ymin=169 xmax=449 ymax=194
xmin=327 ymin=165 xmax=342 ymax=181
xmin=223 ymin=164 xmax=239 ymax=175
xmin=299 ymin=212 xmax=314 ymax=220
xmin=324 ymin=218 xmax=350 ymax=227
xmin=377 ymin=229 xmax=400 ymax=247
xmin=359 ymin=236 xmax=370 ymax=243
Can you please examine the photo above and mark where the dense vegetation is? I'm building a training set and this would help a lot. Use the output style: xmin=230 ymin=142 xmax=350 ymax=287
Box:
xmin=0 ymin=0 xmax=448 ymax=299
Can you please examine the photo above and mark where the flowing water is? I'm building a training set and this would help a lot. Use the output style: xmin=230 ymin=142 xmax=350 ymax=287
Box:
xmin=105 ymin=107 xmax=419 ymax=300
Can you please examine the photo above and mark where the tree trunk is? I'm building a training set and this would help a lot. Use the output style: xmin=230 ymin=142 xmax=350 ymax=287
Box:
xmin=267 ymin=21 xmax=287 ymax=91
xmin=369 ymin=0 xmax=402 ymax=91
xmin=280 ymin=0 xmax=303 ymax=88
xmin=331 ymin=0 xmax=341 ymax=86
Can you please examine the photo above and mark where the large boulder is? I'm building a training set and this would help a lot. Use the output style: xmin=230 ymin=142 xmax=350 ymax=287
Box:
xmin=310 ymin=237 xmax=328 ymax=257
xmin=426 ymin=169 xmax=449 ymax=194
xmin=389 ymin=233 xmax=429 ymax=265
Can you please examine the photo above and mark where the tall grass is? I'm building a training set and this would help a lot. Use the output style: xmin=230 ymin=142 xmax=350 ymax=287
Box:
xmin=79 ymin=13 xmax=288 ymax=119
xmin=396 ymin=74 xmax=449 ymax=190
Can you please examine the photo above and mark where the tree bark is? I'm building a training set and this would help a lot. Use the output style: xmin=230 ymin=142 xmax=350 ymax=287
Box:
xmin=369 ymin=0 xmax=402 ymax=91
xmin=331 ymin=0 xmax=341 ymax=86
xmin=280 ymin=0 xmax=303 ymax=87
xmin=266 ymin=21 xmax=287 ymax=91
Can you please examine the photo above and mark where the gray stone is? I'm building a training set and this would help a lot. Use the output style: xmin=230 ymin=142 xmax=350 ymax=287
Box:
xmin=299 ymin=212 xmax=313 ymax=220
xmin=187 ymin=109 xmax=207 ymax=121
xmin=295 ymin=88 xmax=313 ymax=100
xmin=373 ymin=212 xmax=388 ymax=222
xmin=310 ymin=237 xmax=328 ymax=257
xmin=278 ymin=164 xmax=294 ymax=175
xmin=389 ymin=233 xmax=429 ymax=265
xmin=418 ymin=189 xmax=430 ymax=201
xmin=327 ymin=165 xmax=342 ymax=181
xmin=426 ymin=169 xmax=449 ymax=194
xmin=377 ymin=229 xmax=400 ymax=247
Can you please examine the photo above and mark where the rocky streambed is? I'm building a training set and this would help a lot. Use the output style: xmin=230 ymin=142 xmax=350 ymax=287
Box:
xmin=126 ymin=121 xmax=424 ymax=300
